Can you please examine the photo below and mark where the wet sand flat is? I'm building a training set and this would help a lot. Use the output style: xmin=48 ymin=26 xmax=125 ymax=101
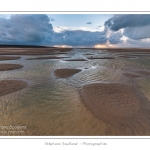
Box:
xmin=101 ymin=48 xmax=150 ymax=52
xmin=54 ymin=68 xmax=82 ymax=78
xmin=0 ymin=64 xmax=23 ymax=71
xmin=26 ymin=56 xmax=69 ymax=60
xmin=0 ymin=80 xmax=27 ymax=97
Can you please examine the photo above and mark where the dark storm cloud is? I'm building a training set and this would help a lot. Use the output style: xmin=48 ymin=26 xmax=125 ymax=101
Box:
xmin=53 ymin=30 xmax=107 ymax=46
xmin=0 ymin=14 xmax=108 ymax=46
xmin=0 ymin=14 xmax=53 ymax=45
xmin=104 ymin=14 xmax=150 ymax=41
xmin=105 ymin=14 xmax=150 ymax=31
xmin=123 ymin=25 xmax=150 ymax=40
xmin=108 ymin=31 xmax=123 ymax=44
xmin=86 ymin=22 xmax=92 ymax=24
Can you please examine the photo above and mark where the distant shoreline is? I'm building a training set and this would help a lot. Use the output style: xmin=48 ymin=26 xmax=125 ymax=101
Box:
xmin=0 ymin=44 xmax=52 ymax=48
xmin=0 ymin=44 xmax=150 ymax=50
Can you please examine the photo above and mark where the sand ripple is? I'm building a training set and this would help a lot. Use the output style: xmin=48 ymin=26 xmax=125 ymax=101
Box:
xmin=80 ymin=82 xmax=150 ymax=135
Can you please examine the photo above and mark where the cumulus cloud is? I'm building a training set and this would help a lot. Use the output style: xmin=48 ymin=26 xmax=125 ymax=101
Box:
xmin=86 ymin=22 xmax=92 ymax=24
xmin=105 ymin=14 xmax=150 ymax=31
xmin=108 ymin=31 xmax=123 ymax=44
xmin=0 ymin=14 xmax=53 ymax=45
xmin=104 ymin=14 xmax=150 ymax=43
xmin=118 ymin=38 xmax=150 ymax=48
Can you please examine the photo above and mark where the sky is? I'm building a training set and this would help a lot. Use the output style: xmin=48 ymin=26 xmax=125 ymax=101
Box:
xmin=0 ymin=14 xmax=150 ymax=48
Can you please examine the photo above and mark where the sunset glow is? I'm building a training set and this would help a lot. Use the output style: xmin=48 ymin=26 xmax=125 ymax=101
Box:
xmin=94 ymin=44 xmax=107 ymax=48
xmin=54 ymin=45 xmax=72 ymax=48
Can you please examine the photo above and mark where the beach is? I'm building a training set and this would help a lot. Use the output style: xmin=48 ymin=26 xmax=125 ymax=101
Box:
xmin=0 ymin=46 xmax=150 ymax=135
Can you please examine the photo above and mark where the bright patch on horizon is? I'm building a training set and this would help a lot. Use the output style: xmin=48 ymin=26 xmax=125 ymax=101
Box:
xmin=94 ymin=44 xmax=107 ymax=48
xmin=53 ymin=45 xmax=72 ymax=48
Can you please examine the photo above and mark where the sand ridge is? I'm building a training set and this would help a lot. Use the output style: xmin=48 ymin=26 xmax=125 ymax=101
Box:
xmin=80 ymin=82 xmax=150 ymax=135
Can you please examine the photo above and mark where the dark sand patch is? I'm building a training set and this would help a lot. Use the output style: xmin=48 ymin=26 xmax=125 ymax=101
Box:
xmin=129 ymin=54 xmax=150 ymax=57
xmin=0 ymin=56 xmax=21 ymax=61
xmin=54 ymin=68 xmax=81 ymax=78
xmin=0 ymin=64 xmax=23 ymax=71
xmin=64 ymin=59 xmax=88 ymax=61
xmin=105 ymin=48 xmax=150 ymax=53
xmin=80 ymin=83 xmax=150 ymax=135
xmin=26 ymin=56 xmax=69 ymax=60
xmin=121 ymin=70 xmax=150 ymax=84
xmin=117 ymin=55 xmax=135 ymax=58
xmin=87 ymin=57 xmax=114 ymax=60
xmin=123 ymin=72 xmax=142 ymax=78
xmin=83 ymin=53 xmax=94 ymax=55
xmin=133 ymin=70 xmax=150 ymax=76
xmin=0 ymin=80 xmax=27 ymax=97
xmin=123 ymin=70 xmax=150 ymax=79
xmin=122 ymin=72 xmax=142 ymax=83
xmin=55 ymin=52 xmax=68 ymax=55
